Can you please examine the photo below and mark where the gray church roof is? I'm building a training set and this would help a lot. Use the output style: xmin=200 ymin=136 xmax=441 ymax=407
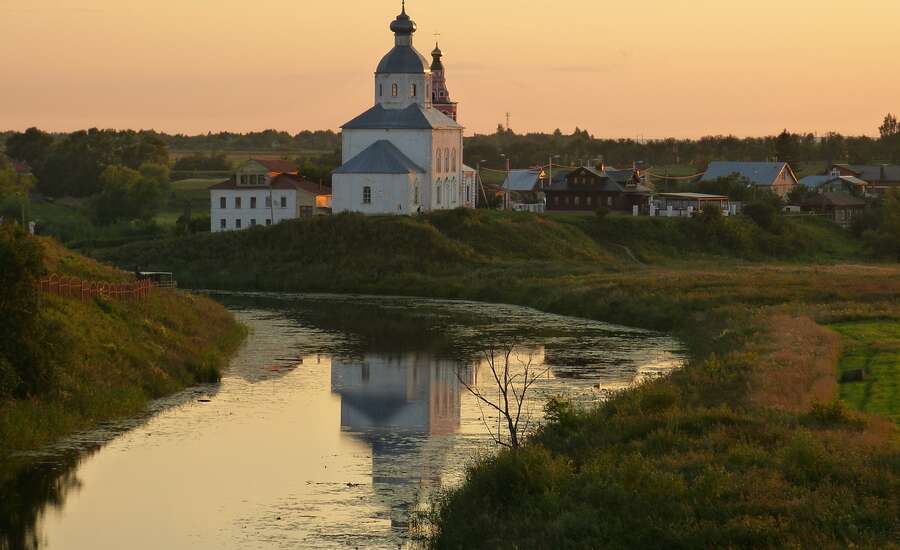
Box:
xmin=701 ymin=161 xmax=791 ymax=186
xmin=332 ymin=140 xmax=426 ymax=175
xmin=377 ymin=45 xmax=429 ymax=74
xmin=341 ymin=103 xmax=462 ymax=130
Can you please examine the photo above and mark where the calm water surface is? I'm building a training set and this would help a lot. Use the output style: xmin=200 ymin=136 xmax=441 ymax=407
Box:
xmin=1 ymin=293 xmax=685 ymax=549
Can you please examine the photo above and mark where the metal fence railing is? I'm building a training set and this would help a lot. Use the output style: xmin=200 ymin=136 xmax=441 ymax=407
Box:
xmin=38 ymin=274 xmax=157 ymax=301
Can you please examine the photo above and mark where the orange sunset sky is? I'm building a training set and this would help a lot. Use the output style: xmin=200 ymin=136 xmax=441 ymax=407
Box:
xmin=1 ymin=0 xmax=898 ymax=138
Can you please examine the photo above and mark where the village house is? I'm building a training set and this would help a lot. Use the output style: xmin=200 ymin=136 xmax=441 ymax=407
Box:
xmin=501 ymin=169 xmax=546 ymax=211
xmin=209 ymin=159 xmax=332 ymax=233
xmin=799 ymin=174 xmax=868 ymax=197
xmin=828 ymin=164 xmax=900 ymax=196
xmin=652 ymin=192 xmax=738 ymax=217
xmin=701 ymin=161 xmax=798 ymax=197
xmin=800 ymin=193 xmax=866 ymax=228
xmin=545 ymin=165 xmax=650 ymax=213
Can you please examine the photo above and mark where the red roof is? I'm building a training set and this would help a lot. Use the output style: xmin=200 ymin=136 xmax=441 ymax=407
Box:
xmin=208 ymin=174 xmax=331 ymax=196
xmin=254 ymin=159 xmax=299 ymax=174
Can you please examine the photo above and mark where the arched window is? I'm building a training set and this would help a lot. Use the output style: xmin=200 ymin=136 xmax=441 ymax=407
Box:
xmin=379 ymin=83 xmax=383 ymax=97
xmin=434 ymin=151 xmax=440 ymax=173
xmin=451 ymin=149 xmax=457 ymax=172
xmin=411 ymin=83 xmax=417 ymax=97
xmin=436 ymin=181 xmax=442 ymax=205
xmin=444 ymin=148 xmax=450 ymax=172
xmin=391 ymin=83 xmax=398 ymax=97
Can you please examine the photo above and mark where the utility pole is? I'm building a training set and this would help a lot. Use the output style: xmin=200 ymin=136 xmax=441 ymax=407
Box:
xmin=477 ymin=160 xmax=489 ymax=208
xmin=505 ymin=112 xmax=511 ymax=132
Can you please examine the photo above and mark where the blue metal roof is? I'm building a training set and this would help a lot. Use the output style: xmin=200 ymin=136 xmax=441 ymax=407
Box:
xmin=502 ymin=170 xmax=542 ymax=192
xmin=701 ymin=161 xmax=790 ymax=186
xmin=332 ymin=140 xmax=425 ymax=175
xmin=341 ymin=103 xmax=462 ymax=130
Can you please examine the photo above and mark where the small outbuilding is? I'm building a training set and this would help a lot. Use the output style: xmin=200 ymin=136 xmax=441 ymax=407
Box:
xmin=801 ymin=193 xmax=866 ymax=228
xmin=652 ymin=192 xmax=737 ymax=217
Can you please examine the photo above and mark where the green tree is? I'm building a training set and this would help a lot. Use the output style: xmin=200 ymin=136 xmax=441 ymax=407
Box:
xmin=774 ymin=129 xmax=799 ymax=168
xmin=878 ymin=113 xmax=899 ymax=139
xmin=92 ymin=165 xmax=166 ymax=225
xmin=0 ymin=225 xmax=65 ymax=398
xmin=4 ymin=127 xmax=53 ymax=174
xmin=874 ymin=188 xmax=900 ymax=259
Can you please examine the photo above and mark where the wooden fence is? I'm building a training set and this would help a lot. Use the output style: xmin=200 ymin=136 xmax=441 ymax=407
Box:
xmin=38 ymin=274 xmax=157 ymax=301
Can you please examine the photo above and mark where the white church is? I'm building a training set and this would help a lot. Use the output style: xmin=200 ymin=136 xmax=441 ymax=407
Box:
xmin=332 ymin=2 xmax=473 ymax=214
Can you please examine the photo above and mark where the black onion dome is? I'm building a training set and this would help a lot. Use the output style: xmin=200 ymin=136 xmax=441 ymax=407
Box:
xmin=430 ymin=43 xmax=444 ymax=71
xmin=390 ymin=5 xmax=416 ymax=34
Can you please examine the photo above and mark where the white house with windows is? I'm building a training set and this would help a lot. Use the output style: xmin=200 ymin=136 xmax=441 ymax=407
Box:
xmin=209 ymin=159 xmax=332 ymax=232
xmin=331 ymin=3 xmax=468 ymax=215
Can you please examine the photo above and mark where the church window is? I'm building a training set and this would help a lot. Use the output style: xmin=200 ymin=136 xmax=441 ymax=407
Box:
xmin=444 ymin=148 xmax=450 ymax=172
xmin=280 ymin=196 xmax=287 ymax=208
xmin=219 ymin=197 xmax=226 ymax=209
xmin=452 ymin=149 xmax=457 ymax=172
xmin=434 ymin=151 xmax=440 ymax=173
xmin=363 ymin=186 xmax=372 ymax=204
xmin=250 ymin=197 xmax=257 ymax=209
xmin=411 ymin=83 xmax=417 ymax=97
xmin=392 ymin=83 xmax=398 ymax=97
xmin=235 ymin=197 xmax=242 ymax=209
xmin=379 ymin=83 xmax=383 ymax=96
xmin=414 ymin=184 xmax=420 ymax=204
xmin=466 ymin=185 xmax=470 ymax=203
xmin=436 ymin=183 xmax=442 ymax=205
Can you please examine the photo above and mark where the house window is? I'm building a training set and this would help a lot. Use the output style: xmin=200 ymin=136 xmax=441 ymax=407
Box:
xmin=220 ymin=219 xmax=226 ymax=229
xmin=240 ymin=175 xmax=248 ymax=185
xmin=363 ymin=186 xmax=372 ymax=204
xmin=607 ymin=196 xmax=613 ymax=206
xmin=280 ymin=196 xmax=287 ymax=208
xmin=250 ymin=219 xmax=256 ymax=227
xmin=235 ymin=197 xmax=242 ymax=209
xmin=587 ymin=196 xmax=593 ymax=206
xmin=574 ymin=196 xmax=581 ymax=207
xmin=392 ymin=83 xmax=398 ymax=97
xmin=265 ymin=219 xmax=272 ymax=226
xmin=265 ymin=196 xmax=272 ymax=207
xmin=554 ymin=196 xmax=560 ymax=205
xmin=219 ymin=197 xmax=226 ymax=209
xmin=250 ymin=197 xmax=257 ymax=209
xmin=411 ymin=83 xmax=417 ymax=97
xmin=236 ymin=219 xmax=242 ymax=229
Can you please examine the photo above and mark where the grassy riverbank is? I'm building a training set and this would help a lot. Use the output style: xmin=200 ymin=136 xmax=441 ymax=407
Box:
xmin=0 ymin=237 xmax=246 ymax=456
xmin=91 ymin=210 xmax=899 ymax=547
xmin=831 ymin=321 xmax=900 ymax=424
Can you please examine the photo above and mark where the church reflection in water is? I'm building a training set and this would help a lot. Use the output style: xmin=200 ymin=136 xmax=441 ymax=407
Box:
xmin=331 ymin=352 xmax=471 ymax=532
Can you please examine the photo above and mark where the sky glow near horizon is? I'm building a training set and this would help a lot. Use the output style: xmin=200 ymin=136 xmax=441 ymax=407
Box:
xmin=1 ymin=0 xmax=898 ymax=138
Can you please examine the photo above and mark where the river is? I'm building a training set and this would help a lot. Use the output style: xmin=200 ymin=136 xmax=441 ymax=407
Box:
xmin=1 ymin=293 xmax=685 ymax=549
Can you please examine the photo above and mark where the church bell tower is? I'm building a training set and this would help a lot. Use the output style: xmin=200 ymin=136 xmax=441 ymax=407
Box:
xmin=430 ymin=43 xmax=458 ymax=121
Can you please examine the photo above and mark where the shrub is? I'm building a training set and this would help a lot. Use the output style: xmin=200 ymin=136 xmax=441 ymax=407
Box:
xmin=595 ymin=207 xmax=610 ymax=219
xmin=743 ymin=201 xmax=783 ymax=233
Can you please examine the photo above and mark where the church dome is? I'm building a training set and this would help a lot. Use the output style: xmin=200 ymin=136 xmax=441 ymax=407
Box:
xmin=376 ymin=3 xmax=428 ymax=74
xmin=377 ymin=47 xmax=429 ymax=74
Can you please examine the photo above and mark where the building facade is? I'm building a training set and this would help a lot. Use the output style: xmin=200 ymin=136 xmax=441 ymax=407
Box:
xmin=546 ymin=166 xmax=651 ymax=212
xmin=701 ymin=161 xmax=798 ymax=197
xmin=209 ymin=160 xmax=331 ymax=232
xmin=332 ymin=4 xmax=467 ymax=215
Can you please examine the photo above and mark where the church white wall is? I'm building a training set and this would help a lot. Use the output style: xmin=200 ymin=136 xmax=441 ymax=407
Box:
xmin=332 ymin=173 xmax=419 ymax=215
xmin=210 ymin=188 xmax=304 ymax=232
xmin=375 ymin=73 xmax=432 ymax=110
xmin=429 ymin=129 xmax=465 ymax=210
